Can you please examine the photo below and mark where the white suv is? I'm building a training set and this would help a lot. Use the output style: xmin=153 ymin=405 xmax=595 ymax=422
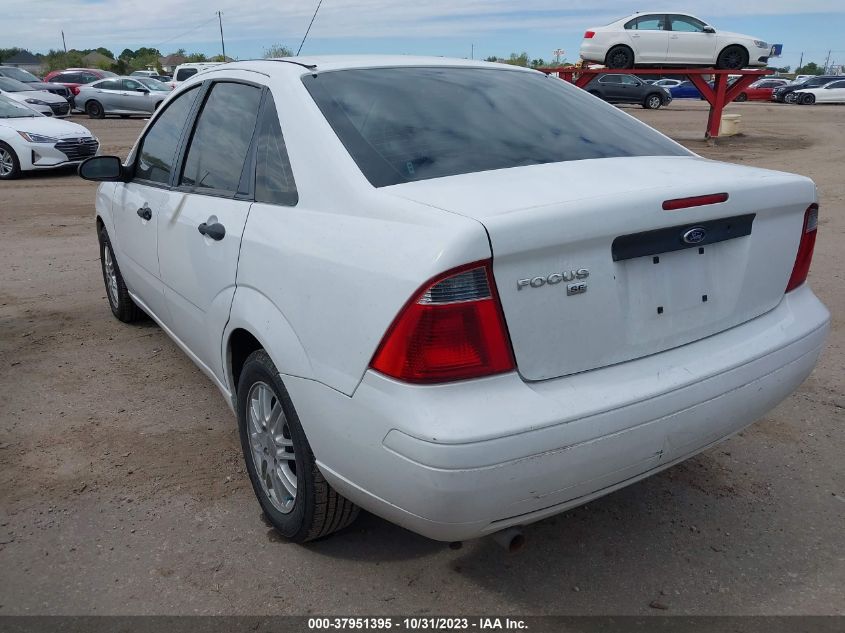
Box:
xmin=169 ymin=62 xmax=223 ymax=88
xmin=79 ymin=56 xmax=829 ymax=544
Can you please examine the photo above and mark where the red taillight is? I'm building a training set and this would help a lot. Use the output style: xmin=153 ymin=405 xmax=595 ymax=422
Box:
xmin=70 ymin=85 xmax=80 ymax=96
xmin=662 ymin=192 xmax=729 ymax=211
xmin=370 ymin=261 xmax=515 ymax=384
xmin=786 ymin=204 xmax=819 ymax=292
xmin=584 ymin=30 xmax=595 ymax=39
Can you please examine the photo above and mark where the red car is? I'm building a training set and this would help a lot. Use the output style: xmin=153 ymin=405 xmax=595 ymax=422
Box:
xmin=734 ymin=78 xmax=789 ymax=102
xmin=43 ymin=68 xmax=118 ymax=98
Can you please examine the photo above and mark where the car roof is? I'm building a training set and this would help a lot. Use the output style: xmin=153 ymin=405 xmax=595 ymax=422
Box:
xmin=220 ymin=55 xmax=535 ymax=76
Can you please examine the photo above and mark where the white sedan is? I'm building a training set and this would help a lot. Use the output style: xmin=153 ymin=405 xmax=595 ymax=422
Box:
xmin=0 ymin=94 xmax=98 ymax=179
xmin=78 ymin=56 xmax=828 ymax=544
xmin=0 ymin=76 xmax=71 ymax=118
xmin=581 ymin=12 xmax=771 ymax=69
xmin=793 ymin=79 xmax=845 ymax=105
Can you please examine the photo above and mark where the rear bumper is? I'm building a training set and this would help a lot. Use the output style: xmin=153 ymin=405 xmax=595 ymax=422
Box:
xmin=579 ymin=42 xmax=607 ymax=64
xmin=286 ymin=285 xmax=829 ymax=541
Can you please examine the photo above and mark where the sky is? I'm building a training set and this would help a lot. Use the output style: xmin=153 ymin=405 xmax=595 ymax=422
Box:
xmin=2 ymin=0 xmax=844 ymax=70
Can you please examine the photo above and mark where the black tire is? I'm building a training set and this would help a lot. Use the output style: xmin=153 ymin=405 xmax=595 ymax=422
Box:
xmin=605 ymin=45 xmax=634 ymax=69
xmin=801 ymin=93 xmax=816 ymax=105
xmin=0 ymin=141 xmax=21 ymax=180
xmin=716 ymin=45 xmax=748 ymax=70
xmin=237 ymin=350 xmax=359 ymax=542
xmin=735 ymin=92 xmax=748 ymax=102
xmin=785 ymin=92 xmax=798 ymax=104
xmin=643 ymin=93 xmax=663 ymax=109
xmin=86 ymin=100 xmax=105 ymax=119
xmin=98 ymin=225 xmax=144 ymax=322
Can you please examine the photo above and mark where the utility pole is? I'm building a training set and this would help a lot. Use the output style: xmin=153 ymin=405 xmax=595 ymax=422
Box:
xmin=823 ymin=49 xmax=831 ymax=74
xmin=61 ymin=30 xmax=67 ymax=54
xmin=471 ymin=43 xmax=474 ymax=60
xmin=797 ymin=51 xmax=803 ymax=72
xmin=217 ymin=11 xmax=226 ymax=60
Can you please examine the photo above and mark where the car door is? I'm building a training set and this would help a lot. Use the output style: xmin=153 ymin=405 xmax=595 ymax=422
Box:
xmin=619 ymin=74 xmax=644 ymax=102
xmin=121 ymin=78 xmax=150 ymax=113
xmin=666 ymin=14 xmax=716 ymax=64
xmin=820 ymin=80 xmax=845 ymax=103
xmin=624 ymin=14 xmax=669 ymax=63
xmin=157 ymin=79 xmax=263 ymax=379
xmin=110 ymin=85 xmax=202 ymax=320
xmin=597 ymin=74 xmax=623 ymax=100
xmin=89 ymin=79 xmax=124 ymax=112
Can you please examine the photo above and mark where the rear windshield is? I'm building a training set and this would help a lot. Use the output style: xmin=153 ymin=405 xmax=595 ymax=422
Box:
xmin=303 ymin=67 xmax=688 ymax=187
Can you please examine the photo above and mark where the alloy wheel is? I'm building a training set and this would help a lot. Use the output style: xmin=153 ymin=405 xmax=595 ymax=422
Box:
xmin=247 ymin=381 xmax=297 ymax=514
xmin=102 ymin=243 xmax=119 ymax=307
xmin=0 ymin=148 xmax=13 ymax=177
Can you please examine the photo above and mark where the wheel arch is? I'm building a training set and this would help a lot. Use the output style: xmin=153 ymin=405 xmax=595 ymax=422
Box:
xmin=717 ymin=43 xmax=750 ymax=66
xmin=224 ymin=286 xmax=313 ymax=396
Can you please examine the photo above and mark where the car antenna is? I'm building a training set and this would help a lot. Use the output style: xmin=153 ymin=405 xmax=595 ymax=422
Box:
xmin=297 ymin=0 xmax=325 ymax=56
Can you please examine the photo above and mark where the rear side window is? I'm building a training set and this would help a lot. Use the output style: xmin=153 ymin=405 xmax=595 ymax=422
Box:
xmin=97 ymin=80 xmax=122 ymax=90
xmin=135 ymin=86 xmax=200 ymax=184
xmin=254 ymin=93 xmax=298 ymax=206
xmin=625 ymin=15 xmax=666 ymax=30
xmin=176 ymin=68 xmax=197 ymax=81
xmin=305 ymin=67 xmax=689 ymax=187
xmin=179 ymin=82 xmax=262 ymax=194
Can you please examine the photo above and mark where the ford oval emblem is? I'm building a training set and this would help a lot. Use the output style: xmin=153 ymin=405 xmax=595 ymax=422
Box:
xmin=682 ymin=227 xmax=707 ymax=244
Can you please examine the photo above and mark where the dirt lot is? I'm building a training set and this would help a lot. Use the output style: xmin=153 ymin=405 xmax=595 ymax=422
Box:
xmin=0 ymin=101 xmax=843 ymax=616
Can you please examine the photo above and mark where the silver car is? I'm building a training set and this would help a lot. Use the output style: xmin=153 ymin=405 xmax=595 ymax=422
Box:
xmin=0 ymin=77 xmax=71 ymax=118
xmin=76 ymin=76 xmax=170 ymax=119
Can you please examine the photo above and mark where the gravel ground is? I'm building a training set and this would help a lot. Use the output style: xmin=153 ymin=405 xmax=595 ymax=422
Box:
xmin=0 ymin=101 xmax=843 ymax=615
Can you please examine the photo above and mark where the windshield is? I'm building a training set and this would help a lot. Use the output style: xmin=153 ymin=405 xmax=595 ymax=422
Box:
xmin=0 ymin=67 xmax=39 ymax=83
xmin=0 ymin=77 xmax=33 ymax=93
xmin=0 ymin=94 xmax=40 ymax=117
xmin=137 ymin=77 xmax=170 ymax=91
xmin=304 ymin=67 xmax=688 ymax=187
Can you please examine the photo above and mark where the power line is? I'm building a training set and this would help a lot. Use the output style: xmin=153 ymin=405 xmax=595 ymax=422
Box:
xmin=152 ymin=15 xmax=218 ymax=50
xmin=297 ymin=0 xmax=324 ymax=56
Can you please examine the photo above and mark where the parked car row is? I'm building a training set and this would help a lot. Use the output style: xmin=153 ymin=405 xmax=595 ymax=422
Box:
xmin=786 ymin=79 xmax=845 ymax=105
xmin=774 ymin=76 xmax=845 ymax=103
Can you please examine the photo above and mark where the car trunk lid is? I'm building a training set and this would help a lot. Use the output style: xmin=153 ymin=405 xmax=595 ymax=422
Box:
xmin=385 ymin=155 xmax=815 ymax=381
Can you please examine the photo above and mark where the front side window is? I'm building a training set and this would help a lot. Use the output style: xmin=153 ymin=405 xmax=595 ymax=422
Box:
xmin=254 ymin=92 xmax=298 ymax=206
xmin=669 ymin=15 xmax=706 ymax=32
xmin=123 ymin=79 xmax=144 ymax=91
xmin=599 ymin=74 xmax=622 ymax=84
xmin=304 ymin=67 xmax=689 ymax=188
xmin=620 ymin=75 xmax=640 ymax=85
xmin=135 ymin=86 xmax=200 ymax=184
xmin=179 ymin=82 xmax=262 ymax=194
xmin=827 ymin=81 xmax=845 ymax=89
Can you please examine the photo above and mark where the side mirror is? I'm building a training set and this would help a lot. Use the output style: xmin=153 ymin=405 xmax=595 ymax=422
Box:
xmin=78 ymin=156 xmax=125 ymax=182
xmin=703 ymin=26 xmax=716 ymax=33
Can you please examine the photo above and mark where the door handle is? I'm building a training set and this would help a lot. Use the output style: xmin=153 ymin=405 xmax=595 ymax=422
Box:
xmin=198 ymin=222 xmax=226 ymax=241
xmin=137 ymin=206 xmax=152 ymax=221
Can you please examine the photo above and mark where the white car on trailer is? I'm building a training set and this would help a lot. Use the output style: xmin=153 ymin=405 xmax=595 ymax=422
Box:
xmin=580 ymin=12 xmax=771 ymax=69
